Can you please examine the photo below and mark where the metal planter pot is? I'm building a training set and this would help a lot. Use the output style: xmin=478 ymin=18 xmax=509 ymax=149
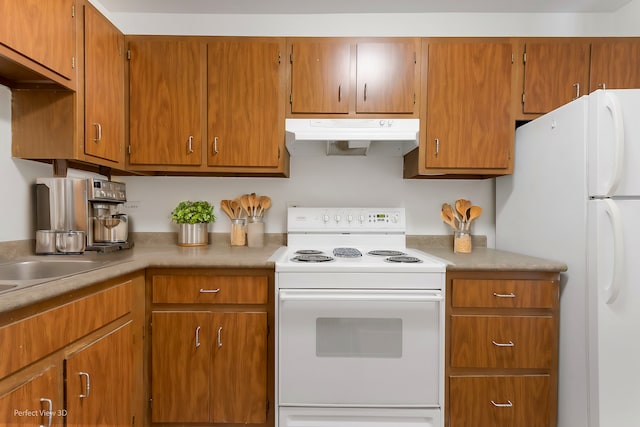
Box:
xmin=177 ymin=223 xmax=209 ymax=246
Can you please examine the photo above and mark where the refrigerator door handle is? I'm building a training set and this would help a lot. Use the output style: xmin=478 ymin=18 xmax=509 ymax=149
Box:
xmin=603 ymin=92 xmax=625 ymax=197
xmin=603 ymin=199 xmax=624 ymax=304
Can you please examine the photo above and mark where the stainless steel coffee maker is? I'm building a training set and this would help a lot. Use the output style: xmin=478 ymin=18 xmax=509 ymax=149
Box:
xmin=35 ymin=177 xmax=132 ymax=254
xmin=86 ymin=178 xmax=132 ymax=251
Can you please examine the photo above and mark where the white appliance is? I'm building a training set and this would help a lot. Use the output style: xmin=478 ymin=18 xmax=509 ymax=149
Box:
xmin=272 ymin=207 xmax=447 ymax=427
xmin=496 ymin=89 xmax=640 ymax=427
xmin=285 ymin=118 xmax=419 ymax=156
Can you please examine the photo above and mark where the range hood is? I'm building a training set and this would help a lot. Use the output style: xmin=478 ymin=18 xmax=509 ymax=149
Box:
xmin=285 ymin=118 xmax=419 ymax=156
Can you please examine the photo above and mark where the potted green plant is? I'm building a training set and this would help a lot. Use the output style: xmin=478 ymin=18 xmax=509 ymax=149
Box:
xmin=171 ymin=200 xmax=215 ymax=246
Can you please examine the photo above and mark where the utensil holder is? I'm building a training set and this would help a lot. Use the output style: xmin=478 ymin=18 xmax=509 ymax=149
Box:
xmin=230 ymin=218 xmax=246 ymax=246
xmin=454 ymin=230 xmax=472 ymax=254
xmin=247 ymin=216 xmax=264 ymax=248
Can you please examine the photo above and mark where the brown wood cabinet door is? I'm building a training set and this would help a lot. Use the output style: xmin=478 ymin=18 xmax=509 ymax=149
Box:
xmin=0 ymin=365 xmax=61 ymax=426
xmin=449 ymin=375 xmax=551 ymax=427
xmin=356 ymin=42 xmax=417 ymax=113
xmin=128 ymin=39 xmax=203 ymax=165
xmin=151 ymin=311 xmax=211 ymax=423
xmin=0 ymin=0 xmax=75 ymax=80
xmin=83 ymin=3 xmax=125 ymax=164
xmin=425 ymin=42 xmax=513 ymax=169
xmin=65 ymin=323 xmax=133 ymax=427
xmin=522 ymin=41 xmax=590 ymax=114
xmin=212 ymin=312 xmax=267 ymax=424
xmin=290 ymin=40 xmax=351 ymax=114
xmin=208 ymin=38 xmax=284 ymax=168
xmin=590 ymin=40 xmax=640 ymax=92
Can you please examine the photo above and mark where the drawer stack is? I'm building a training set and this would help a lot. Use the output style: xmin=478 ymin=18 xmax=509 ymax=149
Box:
xmin=445 ymin=272 xmax=560 ymax=427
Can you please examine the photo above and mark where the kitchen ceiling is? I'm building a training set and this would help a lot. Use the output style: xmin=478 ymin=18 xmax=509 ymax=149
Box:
xmin=97 ymin=0 xmax=632 ymax=14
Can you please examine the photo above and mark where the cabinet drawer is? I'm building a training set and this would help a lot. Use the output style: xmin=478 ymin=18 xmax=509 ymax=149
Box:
xmin=450 ymin=315 xmax=554 ymax=368
xmin=152 ymin=275 xmax=268 ymax=304
xmin=0 ymin=281 xmax=132 ymax=380
xmin=449 ymin=375 xmax=552 ymax=427
xmin=451 ymin=279 xmax=557 ymax=308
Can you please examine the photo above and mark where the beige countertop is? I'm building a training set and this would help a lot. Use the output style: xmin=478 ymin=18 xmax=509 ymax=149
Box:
xmin=0 ymin=234 xmax=567 ymax=313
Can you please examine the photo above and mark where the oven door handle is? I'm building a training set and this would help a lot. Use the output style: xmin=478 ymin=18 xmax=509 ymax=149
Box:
xmin=279 ymin=289 xmax=443 ymax=302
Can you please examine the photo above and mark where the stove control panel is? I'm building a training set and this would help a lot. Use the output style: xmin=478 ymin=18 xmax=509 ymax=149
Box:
xmin=288 ymin=207 xmax=405 ymax=232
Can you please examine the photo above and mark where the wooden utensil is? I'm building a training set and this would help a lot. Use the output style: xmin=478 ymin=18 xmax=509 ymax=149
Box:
xmin=440 ymin=210 xmax=457 ymax=230
xmin=441 ymin=203 xmax=458 ymax=228
xmin=455 ymin=199 xmax=471 ymax=220
xmin=468 ymin=205 xmax=482 ymax=223
xmin=220 ymin=200 xmax=234 ymax=219
xmin=240 ymin=194 xmax=251 ymax=217
xmin=258 ymin=196 xmax=271 ymax=216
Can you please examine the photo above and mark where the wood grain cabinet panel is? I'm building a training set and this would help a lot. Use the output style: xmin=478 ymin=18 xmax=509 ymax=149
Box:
xmin=0 ymin=0 xmax=75 ymax=81
xmin=451 ymin=279 xmax=557 ymax=308
xmin=207 ymin=38 xmax=286 ymax=169
xmin=450 ymin=315 xmax=554 ymax=369
xmin=0 ymin=365 xmax=61 ymax=426
xmin=152 ymin=275 xmax=269 ymax=304
xmin=449 ymin=375 xmax=552 ymax=427
xmin=128 ymin=38 xmax=204 ymax=166
xmin=521 ymin=40 xmax=590 ymax=114
xmin=590 ymin=39 xmax=640 ymax=92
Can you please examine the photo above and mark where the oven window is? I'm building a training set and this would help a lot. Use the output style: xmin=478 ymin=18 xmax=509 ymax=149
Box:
xmin=315 ymin=317 xmax=402 ymax=358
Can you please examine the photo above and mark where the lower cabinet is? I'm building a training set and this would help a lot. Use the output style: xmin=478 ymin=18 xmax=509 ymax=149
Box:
xmin=147 ymin=268 xmax=273 ymax=427
xmin=445 ymin=271 xmax=560 ymax=427
xmin=0 ymin=272 xmax=144 ymax=427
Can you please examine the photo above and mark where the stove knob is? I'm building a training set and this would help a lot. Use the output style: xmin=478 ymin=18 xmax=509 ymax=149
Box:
xmin=323 ymin=214 xmax=330 ymax=223
xmin=334 ymin=215 xmax=341 ymax=223
xmin=358 ymin=214 xmax=365 ymax=223
xmin=347 ymin=214 xmax=353 ymax=223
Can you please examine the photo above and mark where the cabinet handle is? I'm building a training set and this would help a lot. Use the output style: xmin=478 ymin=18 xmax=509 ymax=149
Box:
xmin=213 ymin=137 xmax=219 ymax=155
xmin=493 ymin=292 xmax=516 ymax=298
xmin=572 ymin=83 xmax=581 ymax=99
xmin=490 ymin=400 xmax=513 ymax=408
xmin=199 ymin=288 xmax=220 ymax=294
xmin=492 ymin=340 xmax=515 ymax=347
xmin=363 ymin=83 xmax=368 ymax=101
xmin=434 ymin=138 xmax=440 ymax=157
xmin=92 ymin=123 xmax=102 ymax=142
xmin=187 ymin=136 xmax=194 ymax=154
xmin=195 ymin=326 xmax=201 ymax=348
xmin=338 ymin=84 xmax=342 ymax=102
xmin=78 ymin=372 xmax=91 ymax=398
xmin=598 ymin=83 xmax=607 ymax=90
xmin=40 ymin=398 xmax=53 ymax=427
xmin=217 ymin=326 xmax=223 ymax=348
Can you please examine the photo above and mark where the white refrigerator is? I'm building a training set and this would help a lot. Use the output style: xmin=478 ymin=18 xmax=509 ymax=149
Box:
xmin=496 ymin=89 xmax=640 ymax=427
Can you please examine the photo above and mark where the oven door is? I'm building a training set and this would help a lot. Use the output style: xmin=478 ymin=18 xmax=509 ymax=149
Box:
xmin=278 ymin=289 xmax=443 ymax=407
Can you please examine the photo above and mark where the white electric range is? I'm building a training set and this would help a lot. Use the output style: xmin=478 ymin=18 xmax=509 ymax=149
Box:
xmin=272 ymin=207 xmax=447 ymax=427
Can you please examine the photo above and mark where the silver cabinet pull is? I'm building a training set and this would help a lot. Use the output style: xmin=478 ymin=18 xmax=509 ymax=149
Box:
xmin=199 ymin=288 xmax=220 ymax=294
xmin=213 ymin=136 xmax=219 ymax=155
xmin=217 ymin=326 xmax=223 ymax=348
xmin=92 ymin=123 xmax=102 ymax=142
xmin=492 ymin=340 xmax=515 ymax=347
xmin=363 ymin=83 xmax=368 ymax=101
xmin=40 ymin=398 xmax=53 ymax=427
xmin=187 ymin=135 xmax=194 ymax=153
xmin=491 ymin=400 xmax=513 ymax=408
xmin=598 ymin=83 xmax=607 ymax=90
xmin=435 ymin=138 xmax=440 ymax=157
xmin=493 ymin=292 xmax=516 ymax=298
xmin=195 ymin=326 xmax=201 ymax=348
xmin=573 ymin=83 xmax=581 ymax=99
xmin=78 ymin=372 xmax=91 ymax=398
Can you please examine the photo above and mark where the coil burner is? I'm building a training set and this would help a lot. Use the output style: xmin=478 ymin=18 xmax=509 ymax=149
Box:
xmin=333 ymin=247 xmax=363 ymax=258
xmin=385 ymin=255 xmax=423 ymax=264
xmin=291 ymin=254 xmax=335 ymax=263
xmin=368 ymin=250 xmax=407 ymax=257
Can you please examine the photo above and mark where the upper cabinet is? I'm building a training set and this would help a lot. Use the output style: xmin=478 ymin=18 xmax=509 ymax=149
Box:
xmin=404 ymin=39 xmax=515 ymax=178
xmin=0 ymin=0 xmax=76 ymax=88
xmin=83 ymin=2 xmax=125 ymax=164
xmin=11 ymin=0 xmax=126 ymax=173
xmin=128 ymin=37 xmax=204 ymax=167
xmin=288 ymin=38 xmax=419 ymax=116
xmin=589 ymin=39 xmax=640 ymax=92
xmin=127 ymin=36 xmax=289 ymax=176
xmin=207 ymin=38 xmax=287 ymax=171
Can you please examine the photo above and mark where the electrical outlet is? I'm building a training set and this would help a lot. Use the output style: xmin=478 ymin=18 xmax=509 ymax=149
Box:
xmin=124 ymin=201 xmax=141 ymax=210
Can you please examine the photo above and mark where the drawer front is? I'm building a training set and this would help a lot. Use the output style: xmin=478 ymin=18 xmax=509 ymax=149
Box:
xmin=152 ymin=275 xmax=268 ymax=304
xmin=450 ymin=315 xmax=554 ymax=368
xmin=451 ymin=279 xmax=557 ymax=309
xmin=449 ymin=375 xmax=552 ymax=427
xmin=0 ymin=280 xmax=132 ymax=379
